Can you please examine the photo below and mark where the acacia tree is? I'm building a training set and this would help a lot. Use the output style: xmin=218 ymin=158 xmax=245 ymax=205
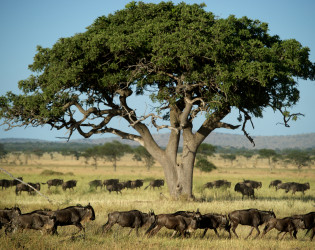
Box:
xmin=0 ymin=2 xmax=314 ymax=199
xmin=133 ymin=146 xmax=155 ymax=170
xmin=100 ymin=141 xmax=132 ymax=171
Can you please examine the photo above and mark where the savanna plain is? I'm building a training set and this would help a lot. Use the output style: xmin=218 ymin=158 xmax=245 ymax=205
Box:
xmin=1 ymin=153 xmax=314 ymax=249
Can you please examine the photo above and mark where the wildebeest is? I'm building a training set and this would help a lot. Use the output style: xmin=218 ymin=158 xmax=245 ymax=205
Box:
xmin=103 ymin=179 xmax=119 ymax=187
xmin=7 ymin=212 xmax=56 ymax=234
xmin=276 ymin=182 xmax=294 ymax=193
xmin=106 ymin=183 xmax=124 ymax=194
xmin=234 ymin=182 xmax=255 ymax=200
xmin=0 ymin=179 xmax=12 ymax=189
xmin=145 ymin=211 xmax=201 ymax=238
xmin=144 ymin=179 xmax=164 ymax=190
xmin=243 ymin=179 xmax=262 ymax=189
xmin=228 ymin=208 xmax=276 ymax=239
xmin=0 ymin=207 xmax=21 ymax=230
xmin=197 ymin=213 xmax=231 ymax=238
xmin=43 ymin=179 xmax=64 ymax=189
xmin=102 ymin=210 xmax=155 ymax=236
xmin=88 ymin=180 xmax=103 ymax=190
xmin=15 ymin=182 xmax=40 ymax=195
xmin=288 ymin=182 xmax=310 ymax=195
xmin=12 ymin=177 xmax=23 ymax=186
xmin=262 ymin=217 xmax=305 ymax=240
xmin=204 ymin=180 xmax=231 ymax=189
xmin=291 ymin=212 xmax=315 ymax=241
xmin=269 ymin=180 xmax=282 ymax=189
xmin=36 ymin=203 xmax=95 ymax=234
xmin=62 ymin=180 xmax=77 ymax=191
xmin=130 ymin=179 xmax=144 ymax=189
xmin=120 ymin=180 xmax=132 ymax=189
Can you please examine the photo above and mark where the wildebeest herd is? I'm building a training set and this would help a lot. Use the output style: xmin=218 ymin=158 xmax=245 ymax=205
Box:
xmin=203 ymin=179 xmax=310 ymax=199
xmin=0 ymin=177 xmax=310 ymax=199
xmin=0 ymin=177 xmax=313 ymax=240
xmin=1 ymin=205 xmax=314 ymax=241
xmin=0 ymin=177 xmax=166 ymax=195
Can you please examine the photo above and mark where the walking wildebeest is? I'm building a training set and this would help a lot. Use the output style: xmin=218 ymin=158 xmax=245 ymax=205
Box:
xmin=102 ymin=210 xmax=155 ymax=236
xmin=145 ymin=211 xmax=201 ymax=238
xmin=288 ymin=182 xmax=310 ymax=195
xmin=12 ymin=177 xmax=23 ymax=186
xmin=144 ymin=179 xmax=164 ymax=190
xmin=0 ymin=207 xmax=21 ymax=230
xmin=243 ymin=180 xmax=262 ymax=189
xmin=234 ymin=182 xmax=255 ymax=200
xmin=43 ymin=179 xmax=64 ymax=189
xmin=0 ymin=179 xmax=11 ymax=189
xmin=276 ymin=182 xmax=294 ymax=193
xmin=204 ymin=180 xmax=231 ymax=189
xmin=88 ymin=180 xmax=103 ymax=190
xmin=7 ymin=212 xmax=56 ymax=234
xmin=130 ymin=180 xmax=144 ymax=189
xmin=197 ymin=213 xmax=231 ymax=238
xmin=103 ymin=179 xmax=119 ymax=187
xmin=62 ymin=180 xmax=77 ymax=191
xmin=269 ymin=180 xmax=282 ymax=189
xmin=36 ymin=203 xmax=95 ymax=235
xmin=291 ymin=212 xmax=315 ymax=241
xmin=228 ymin=208 xmax=276 ymax=239
xmin=15 ymin=182 xmax=40 ymax=195
xmin=262 ymin=217 xmax=305 ymax=240
xmin=120 ymin=180 xmax=132 ymax=189
xmin=106 ymin=183 xmax=124 ymax=194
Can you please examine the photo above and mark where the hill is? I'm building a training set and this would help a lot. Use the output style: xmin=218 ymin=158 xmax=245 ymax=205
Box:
xmin=1 ymin=133 xmax=315 ymax=150
xmin=71 ymin=132 xmax=315 ymax=150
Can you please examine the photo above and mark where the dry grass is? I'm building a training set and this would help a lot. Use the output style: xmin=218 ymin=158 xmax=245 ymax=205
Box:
xmin=0 ymin=154 xmax=314 ymax=249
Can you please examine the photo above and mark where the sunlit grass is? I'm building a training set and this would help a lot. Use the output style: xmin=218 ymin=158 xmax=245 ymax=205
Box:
xmin=0 ymin=156 xmax=314 ymax=249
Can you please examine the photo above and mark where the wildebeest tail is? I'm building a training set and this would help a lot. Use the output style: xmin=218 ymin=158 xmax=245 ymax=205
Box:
xmin=144 ymin=184 xmax=150 ymax=190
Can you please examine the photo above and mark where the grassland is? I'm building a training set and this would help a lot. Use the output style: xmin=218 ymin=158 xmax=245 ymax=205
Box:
xmin=0 ymin=153 xmax=314 ymax=249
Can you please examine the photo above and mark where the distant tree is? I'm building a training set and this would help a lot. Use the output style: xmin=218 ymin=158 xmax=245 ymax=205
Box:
xmin=258 ymin=149 xmax=277 ymax=171
xmin=0 ymin=143 xmax=7 ymax=162
xmin=220 ymin=154 xmax=237 ymax=167
xmin=197 ymin=143 xmax=216 ymax=157
xmin=133 ymin=146 xmax=155 ymax=170
xmin=82 ymin=146 xmax=102 ymax=168
xmin=284 ymin=150 xmax=311 ymax=170
xmin=100 ymin=141 xmax=132 ymax=171
xmin=195 ymin=158 xmax=217 ymax=173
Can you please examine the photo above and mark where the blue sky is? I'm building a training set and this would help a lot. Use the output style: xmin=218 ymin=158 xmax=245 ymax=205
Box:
xmin=0 ymin=0 xmax=314 ymax=141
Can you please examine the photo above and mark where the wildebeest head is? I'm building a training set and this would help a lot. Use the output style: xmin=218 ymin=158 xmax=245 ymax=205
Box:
xmin=186 ymin=210 xmax=202 ymax=232
xmin=82 ymin=203 xmax=95 ymax=222
xmin=262 ymin=210 xmax=276 ymax=223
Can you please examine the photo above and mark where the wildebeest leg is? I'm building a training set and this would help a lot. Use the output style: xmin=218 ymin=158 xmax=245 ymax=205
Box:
xmin=170 ymin=231 xmax=177 ymax=238
xmin=214 ymin=228 xmax=220 ymax=238
xmin=201 ymin=228 xmax=208 ymax=238
xmin=74 ymin=222 xmax=84 ymax=234
xmin=102 ymin=221 xmax=114 ymax=233
xmin=150 ymin=225 xmax=162 ymax=237
xmin=231 ymin=223 xmax=239 ymax=238
xmin=127 ymin=228 xmax=134 ymax=236
xmin=253 ymin=226 xmax=260 ymax=239
xmin=245 ymin=226 xmax=256 ymax=239
xmin=293 ymin=230 xmax=298 ymax=239
xmin=310 ymin=227 xmax=315 ymax=241
xmin=280 ymin=231 xmax=288 ymax=240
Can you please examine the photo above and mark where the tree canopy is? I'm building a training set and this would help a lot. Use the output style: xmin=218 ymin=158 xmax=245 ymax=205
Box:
xmin=0 ymin=2 xmax=314 ymax=198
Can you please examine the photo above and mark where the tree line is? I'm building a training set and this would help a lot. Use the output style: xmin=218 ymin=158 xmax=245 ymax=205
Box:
xmin=1 ymin=142 xmax=314 ymax=171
